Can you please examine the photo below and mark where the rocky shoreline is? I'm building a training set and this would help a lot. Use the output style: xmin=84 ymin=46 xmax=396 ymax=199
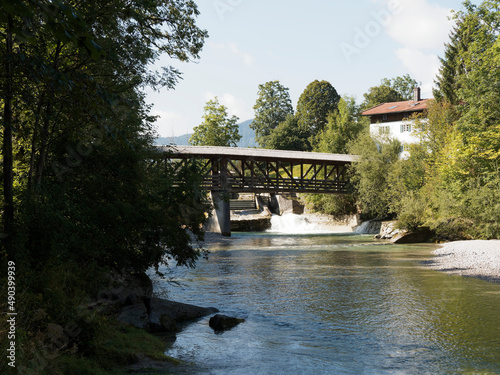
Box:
xmin=426 ymin=240 xmax=500 ymax=285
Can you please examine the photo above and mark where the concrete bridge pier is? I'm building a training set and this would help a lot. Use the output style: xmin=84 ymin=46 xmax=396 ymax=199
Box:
xmin=206 ymin=191 xmax=231 ymax=237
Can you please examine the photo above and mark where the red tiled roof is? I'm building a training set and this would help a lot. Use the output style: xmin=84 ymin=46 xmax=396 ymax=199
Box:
xmin=361 ymin=99 xmax=430 ymax=116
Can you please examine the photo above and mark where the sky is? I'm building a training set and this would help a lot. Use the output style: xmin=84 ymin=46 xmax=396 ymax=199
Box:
xmin=145 ymin=0 xmax=473 ymax=138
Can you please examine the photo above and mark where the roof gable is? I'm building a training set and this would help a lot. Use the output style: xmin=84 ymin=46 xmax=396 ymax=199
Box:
xmin=362 ymin=99 xmax=430 ymax=116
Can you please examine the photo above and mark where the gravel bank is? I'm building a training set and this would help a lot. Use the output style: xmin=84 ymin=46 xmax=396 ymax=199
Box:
xmin=427 ymin=240 xmax=500 ymax=285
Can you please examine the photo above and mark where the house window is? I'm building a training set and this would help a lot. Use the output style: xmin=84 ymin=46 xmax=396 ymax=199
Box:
xmin=400 ymin=123 xmax=412 ymax=132
xmin=379 ymin=125 xmax=390 ymax=135
xmin=382 ymin=114 xmax=388 ymax=121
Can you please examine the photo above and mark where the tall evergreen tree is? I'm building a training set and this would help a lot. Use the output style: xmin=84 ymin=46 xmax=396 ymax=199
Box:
xmin=251 ymin=80 xmax=293 ymax=148
xmin=433 ymin=17 xmax=477 ymax=104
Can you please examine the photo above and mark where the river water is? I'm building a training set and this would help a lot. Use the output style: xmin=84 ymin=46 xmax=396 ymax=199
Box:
xmin=155 ymin=217 xmax=500 ymax=374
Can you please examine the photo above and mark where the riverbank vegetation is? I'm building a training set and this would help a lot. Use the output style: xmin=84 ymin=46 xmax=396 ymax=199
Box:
xmin=348 ymin=0 xmax=500 ymax=239
xmin=1 ymin=1 xmax=208 ymax=373
xmin=253 ymin=1 xmax=499 ymax=240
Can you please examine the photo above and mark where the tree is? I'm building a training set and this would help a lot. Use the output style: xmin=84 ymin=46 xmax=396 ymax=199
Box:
xmin=447 ymin=0 xmax=500 ymax=182
xmin=348 ymin=132 xmax=402 ymax=218
xmin=189 ymin=97 xmax=241 ymax=147
xmin=296 ymin=80 xmax=340 ymax=141
xmin=315 ymin=96 xmax=366 ymax=154
xmin=382 ymin=74 xmax=420 ymax=100
xmin=251 ymin=80 xmax=293 ymax=148
xmin=362 ymin=74 xmax=419 ymax=110
xmin=0 ymin=0 xmax=208 ymax=242
xmin=361 ymin=84 xmax=403 ymax=110
xmin=266 ymin=115 xmax=311 ymax=151
xmin=0 ymin=0 xmax=210 ymax=361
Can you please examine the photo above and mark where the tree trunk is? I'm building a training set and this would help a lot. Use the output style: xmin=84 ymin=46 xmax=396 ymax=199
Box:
xmin=3 ymin=14 xmax=15 ymax=239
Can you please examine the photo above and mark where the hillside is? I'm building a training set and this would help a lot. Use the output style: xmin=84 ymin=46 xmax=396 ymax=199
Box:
xmin=155 ymin=119 xmax=257 ymax=148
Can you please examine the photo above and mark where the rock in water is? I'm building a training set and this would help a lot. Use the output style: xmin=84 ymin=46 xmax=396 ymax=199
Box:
xmin=209 ymin=314 xmax=245 ymax=332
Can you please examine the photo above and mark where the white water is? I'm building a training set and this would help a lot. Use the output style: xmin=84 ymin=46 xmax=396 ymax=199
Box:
xmin=268 ymin=213 xmax=329 ymax=234
xmin=353 ymin=219 xmax=382 ymax=234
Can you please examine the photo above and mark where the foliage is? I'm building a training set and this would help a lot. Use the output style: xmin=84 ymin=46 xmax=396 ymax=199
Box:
xmin=40 ymin=317 xmax=179 ymax=374
xmin=348 ymin=132 xmax=401 ymax=218
xmin=348 ymin=2 xmax=500 ymax=238
xmin=251 ymin=80 xmax=294 ymax=148
xmin=0 ymin=0 xmax=209 ymax=370
xmin=189 ymin=97 xmax=241 ymax=147
xmin=362 ymin=74 xmax=419 ymax=111
xmin=432 ymin=19 xmax=474 ymax=104
xmin=361 ymin=84 xmax=403 ymax=110
xmin=296 ymin=80 xmax=340 ymax=140
xmin=381 ymin=74 xmax=420 ymax=100
xmin=305 ymin=194 xmax=357 ymax=216
xmin=305 ymin=96 xmax=365 ymax=216
xmin=266 ymin=114 xmax=311 ymax=151
xmin=315 ymin=96 xmax=366 ymax=154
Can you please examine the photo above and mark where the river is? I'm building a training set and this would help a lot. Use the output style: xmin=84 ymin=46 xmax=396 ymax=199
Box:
xmin=154 ymin=216 xmax=500 ymax=374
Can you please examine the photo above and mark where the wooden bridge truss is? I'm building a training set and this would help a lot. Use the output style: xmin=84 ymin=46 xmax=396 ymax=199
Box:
xmin=160 ymin=146 xmax=357 ymax=236
xmin=162 ymin=145 xmax=356 ymax=195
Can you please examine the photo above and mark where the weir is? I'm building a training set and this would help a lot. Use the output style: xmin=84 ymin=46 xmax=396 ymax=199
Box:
xmin=162 ymin=145 xmax=358 ymax=236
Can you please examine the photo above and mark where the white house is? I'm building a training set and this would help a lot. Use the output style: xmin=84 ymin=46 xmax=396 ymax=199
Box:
xmin=361 ymin=87 xmax=429 ymax=158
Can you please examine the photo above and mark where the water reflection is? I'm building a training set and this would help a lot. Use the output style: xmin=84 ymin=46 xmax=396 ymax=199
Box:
xmin=157 ymin=233 xmax=500 ymax=375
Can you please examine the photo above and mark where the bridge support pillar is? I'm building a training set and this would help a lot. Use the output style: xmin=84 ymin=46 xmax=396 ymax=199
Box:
xmin=207 ymin=191 xmax=231 ymax=237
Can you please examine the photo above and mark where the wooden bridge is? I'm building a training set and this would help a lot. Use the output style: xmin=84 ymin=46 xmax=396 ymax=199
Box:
xmin=160 ymin=145 xmax=358 ymax=236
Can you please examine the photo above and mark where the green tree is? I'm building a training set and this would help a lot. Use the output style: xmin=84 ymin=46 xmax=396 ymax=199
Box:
xmin=266 ymin=114 xmax=311 ymax=151
xmin=1 ymin=0 xmax=208 ymax=239
xmin=361 ymin=84 xmax=403 ymax=110
xmin=348 ymin=132 xmax=402 ymax=218
xmin=296 ymin=80 xmax=340 ymax=141
xmin=315 ymin=96 xmax=366 ymax=154
xmin=0 ymin=1 xmax=210 ymax=367
xmin=362 ymin=74 xmax=419 ymax=110
xmin=382 ymin=74 xmax=420 ymax=100
xmin=251 ymin=80 xmax=294 ymax=148
xmin=190 ymin=97 xmax=241 ymax=147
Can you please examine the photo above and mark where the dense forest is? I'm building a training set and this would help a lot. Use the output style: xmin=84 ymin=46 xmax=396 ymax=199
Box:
xmin=1 ymin=1 xmax=210 ymax=373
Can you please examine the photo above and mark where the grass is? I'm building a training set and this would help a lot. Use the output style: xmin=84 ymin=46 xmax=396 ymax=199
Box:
xmin=41 ymin=317 xmax=180 ymax=375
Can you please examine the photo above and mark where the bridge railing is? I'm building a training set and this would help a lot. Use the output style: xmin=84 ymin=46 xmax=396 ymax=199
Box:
xmin=201 ymin=174 xmax=349 ymax=194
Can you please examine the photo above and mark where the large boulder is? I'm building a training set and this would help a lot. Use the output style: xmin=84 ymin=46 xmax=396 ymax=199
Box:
xmin=117 ymin=303 xmax=149 ymax=330
xmin=103 ymin=271 xmax=153 ymax=304
xmin=392 ymin=226 xmax=434 ymax=244
xmin=209 ymin=314 xmax=245 ymax=332
xmin=146 ymin=297 xmax=219 ymax=333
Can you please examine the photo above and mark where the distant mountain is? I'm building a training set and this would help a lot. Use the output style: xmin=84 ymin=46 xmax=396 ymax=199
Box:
xmin=236 ymin=119 xmax=257 ymax=148
xmin=155 ymin=119 xmax=257 ymax=148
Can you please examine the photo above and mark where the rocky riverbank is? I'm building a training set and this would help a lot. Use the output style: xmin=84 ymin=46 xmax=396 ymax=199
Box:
xmin=426 ymin=240 xmax=500 ymax=285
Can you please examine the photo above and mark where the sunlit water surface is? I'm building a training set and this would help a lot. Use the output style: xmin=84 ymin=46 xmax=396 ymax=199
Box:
xmin=154 ymin=231 xmax=500 ymax=374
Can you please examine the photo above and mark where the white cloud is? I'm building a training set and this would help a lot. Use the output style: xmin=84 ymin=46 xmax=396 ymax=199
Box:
xmin=151 ymin=109 xmax=192 ymax=138
xmin=395 ymin=47 xmax=440 ymax=97
xmin=210 ymin=42 xmax=255 ymax=67
xmin=203 ymin=92 xmax=253 ymax=121
xmin=383 ymin=0 xmax=454 ymax=50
